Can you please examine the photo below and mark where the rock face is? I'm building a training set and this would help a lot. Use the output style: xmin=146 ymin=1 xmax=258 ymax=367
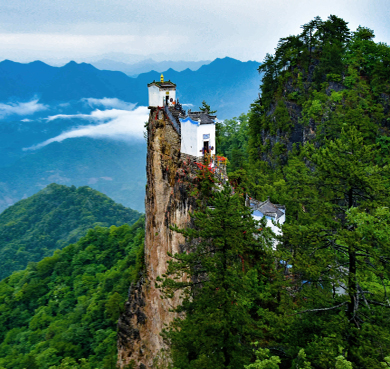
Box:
xmin=117 ymin=107 xmax=199 ymax=368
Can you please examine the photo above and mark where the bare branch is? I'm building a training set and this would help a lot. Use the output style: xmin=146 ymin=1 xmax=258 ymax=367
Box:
xmin=288 ymin=302 xmax=347 ymax=316
xmin=366 ymin=300 xmax=390 ymax=308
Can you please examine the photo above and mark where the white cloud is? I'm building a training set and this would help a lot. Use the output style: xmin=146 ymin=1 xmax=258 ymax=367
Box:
xmin=46 ymin=108 xmax=139 ymax=122
xmin=0 ymin=99 xmax=48 ymax=119
xmin=81 ymin=97 xmax=136 ymax=111
xmin=25 ymin=106 xmax=149 ymax=150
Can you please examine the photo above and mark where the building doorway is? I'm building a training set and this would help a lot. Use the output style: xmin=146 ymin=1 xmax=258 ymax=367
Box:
xmin=203 ymin=141 xmax=209 ymax=154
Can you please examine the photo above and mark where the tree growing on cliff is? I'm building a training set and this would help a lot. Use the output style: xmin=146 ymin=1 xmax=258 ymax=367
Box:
xmin=199 ymin=100 xmax=217 ymax=115
xmin=157 ymin=184 xmax=276 ymax=369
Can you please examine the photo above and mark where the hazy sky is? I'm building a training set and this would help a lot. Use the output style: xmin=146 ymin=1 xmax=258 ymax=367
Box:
xmin=0 ymin=0 xmax=389 ymax=64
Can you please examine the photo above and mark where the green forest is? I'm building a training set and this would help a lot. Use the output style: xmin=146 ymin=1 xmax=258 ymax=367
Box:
xmin=0 ymin=183 xmax=140 ymax=280
xmin=0 ymin=218 xmax=144 ymax=368
xmin=0 ymin=14 xmax=389 ymax=369
xmin=160 ymin=15 xmax=390 ymax=369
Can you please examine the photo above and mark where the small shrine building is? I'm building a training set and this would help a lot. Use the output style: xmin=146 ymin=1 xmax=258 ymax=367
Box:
xmin=148 ymin=74 xmax=176 ymax=108
xmin=147 ymin=74 xmax=216 ymax=158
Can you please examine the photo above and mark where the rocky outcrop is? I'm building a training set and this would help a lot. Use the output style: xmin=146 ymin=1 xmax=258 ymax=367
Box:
xmin=117 ymin=107 xmax=199 ymax=368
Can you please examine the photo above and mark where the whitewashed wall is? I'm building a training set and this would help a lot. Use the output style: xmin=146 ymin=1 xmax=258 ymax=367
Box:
xmin=180 ymin=118 xmax=216 ymax=157
xmin=148 ymin=85 xmax=176 ymax=107
xmin=197 ymin=123 xmax=216 ymax=155
xmin=148 ymin=85 xmax=160 ymax=107
xmin=180 ymin=118 xmax=199 ymax=156
xmin=165 ymin=89 xmax=176 ymax=106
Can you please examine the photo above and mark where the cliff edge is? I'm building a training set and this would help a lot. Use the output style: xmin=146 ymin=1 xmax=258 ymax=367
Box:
xmin=117 ymin=107 xmax=199 ymax=368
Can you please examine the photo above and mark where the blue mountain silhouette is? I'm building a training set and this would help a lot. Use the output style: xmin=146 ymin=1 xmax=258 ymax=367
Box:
xmin=0 ymin=57 xmax=260 ymax=118
xmin=0 ymin=57 xmax=261 ymax=213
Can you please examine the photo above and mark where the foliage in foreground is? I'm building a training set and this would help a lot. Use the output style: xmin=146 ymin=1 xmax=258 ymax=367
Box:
xmin=0 ymin=217 xmax=145 ymax=369
xmin=269 ymin=129 xmax=390 ymax=368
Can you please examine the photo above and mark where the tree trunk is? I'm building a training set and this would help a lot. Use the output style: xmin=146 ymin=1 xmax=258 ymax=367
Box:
xmin=347 ymin=188 xmax=358 ymax=362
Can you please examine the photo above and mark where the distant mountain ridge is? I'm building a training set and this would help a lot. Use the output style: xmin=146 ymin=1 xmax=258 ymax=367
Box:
xmin=90 ymin=58 xmax=212 ymax=76
xmin=0 ymin=57 xmax=261 ymax=118
xmin=0 ymin=56 xmax=261 ymax=215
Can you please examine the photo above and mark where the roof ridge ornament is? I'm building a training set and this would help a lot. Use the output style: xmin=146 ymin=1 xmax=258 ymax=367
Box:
xmin=160 ymin=74 xmax=164 ymax=83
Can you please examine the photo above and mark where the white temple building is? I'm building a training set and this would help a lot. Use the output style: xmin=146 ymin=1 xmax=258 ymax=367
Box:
xmin=250 ymin=198 xmax=286 ymax=249
xmin=180 ymin=112 xmax=216 ymax=157
xmin=148 ymin=74 xmax=176 ymax=107
xmin=147 ymin=74 xmax=216 ymax=158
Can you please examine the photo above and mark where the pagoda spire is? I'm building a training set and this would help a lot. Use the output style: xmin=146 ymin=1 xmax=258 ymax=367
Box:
xmin=160 ymin=74 xmax=164 ymax=83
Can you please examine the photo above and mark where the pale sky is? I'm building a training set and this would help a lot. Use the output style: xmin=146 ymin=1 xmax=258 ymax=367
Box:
xmin=0 ymin=0 xmax=389 ymax=64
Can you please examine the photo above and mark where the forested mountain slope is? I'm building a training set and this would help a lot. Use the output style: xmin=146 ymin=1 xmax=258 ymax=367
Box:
xmin=244 ymin=16 xmax=390 ymax=368
xmin=0 ymin=183 xmax=141 ymax=279
xmin=248 ymin=16 xmax=390 ymax=170
xmin=194 ymin=16 xmax=390 ymax=368
xmin=0 ymin=218 xmax=145 ymax=368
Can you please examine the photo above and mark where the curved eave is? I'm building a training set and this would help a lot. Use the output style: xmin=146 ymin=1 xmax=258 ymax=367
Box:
xmin=180 ymin=117 xmax=199 ymax=125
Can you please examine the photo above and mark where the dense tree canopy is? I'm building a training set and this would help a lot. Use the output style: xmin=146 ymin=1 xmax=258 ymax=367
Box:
xmin=211 ymin=15 xmax=390 ymax=369
xmin=216 ymin=113 xmax=250 ymax=173
xmin=0 ymin=218 xmax=144 ymax=369
xmin=0 ymin=183 xmax=141 ymax=279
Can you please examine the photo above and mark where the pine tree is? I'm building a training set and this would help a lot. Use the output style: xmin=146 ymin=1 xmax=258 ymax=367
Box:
xmin=199 ymin=100 xmax=217 ymax=115
xmin=278 ymin=127 xmax=390 ymax=367
xmin=157 ymin=183 xmax=276 ymax=369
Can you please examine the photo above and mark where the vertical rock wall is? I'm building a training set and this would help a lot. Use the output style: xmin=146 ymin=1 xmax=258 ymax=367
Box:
xmin=117 ymin=107 xmax=198 ymax=368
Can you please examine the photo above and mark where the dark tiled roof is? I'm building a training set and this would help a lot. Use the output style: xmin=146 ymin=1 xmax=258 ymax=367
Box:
xmin=147 ymin=81 xmax=176 ymax=88
xmin=184 ymin=110 xmax=217 ymax=125
xmin=250 ymin=198 xmax=285 ymax=220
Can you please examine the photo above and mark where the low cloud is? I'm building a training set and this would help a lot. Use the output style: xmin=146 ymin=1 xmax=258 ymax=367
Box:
xmin=81 ymin=97 xmax=136 ymax=111
xmin=46 ymin=107 xmax=140 ymax=122
xmin=25 ymin=106 xmax=149 ymax=151
xmin=0 ymin=99 xmax=48 ymax=119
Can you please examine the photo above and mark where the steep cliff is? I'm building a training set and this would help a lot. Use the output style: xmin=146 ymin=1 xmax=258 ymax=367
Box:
xmin=117 ymin=107 xmax=199 ymax=368
xmin=248 ymin=19 xmax=390 ymax=168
